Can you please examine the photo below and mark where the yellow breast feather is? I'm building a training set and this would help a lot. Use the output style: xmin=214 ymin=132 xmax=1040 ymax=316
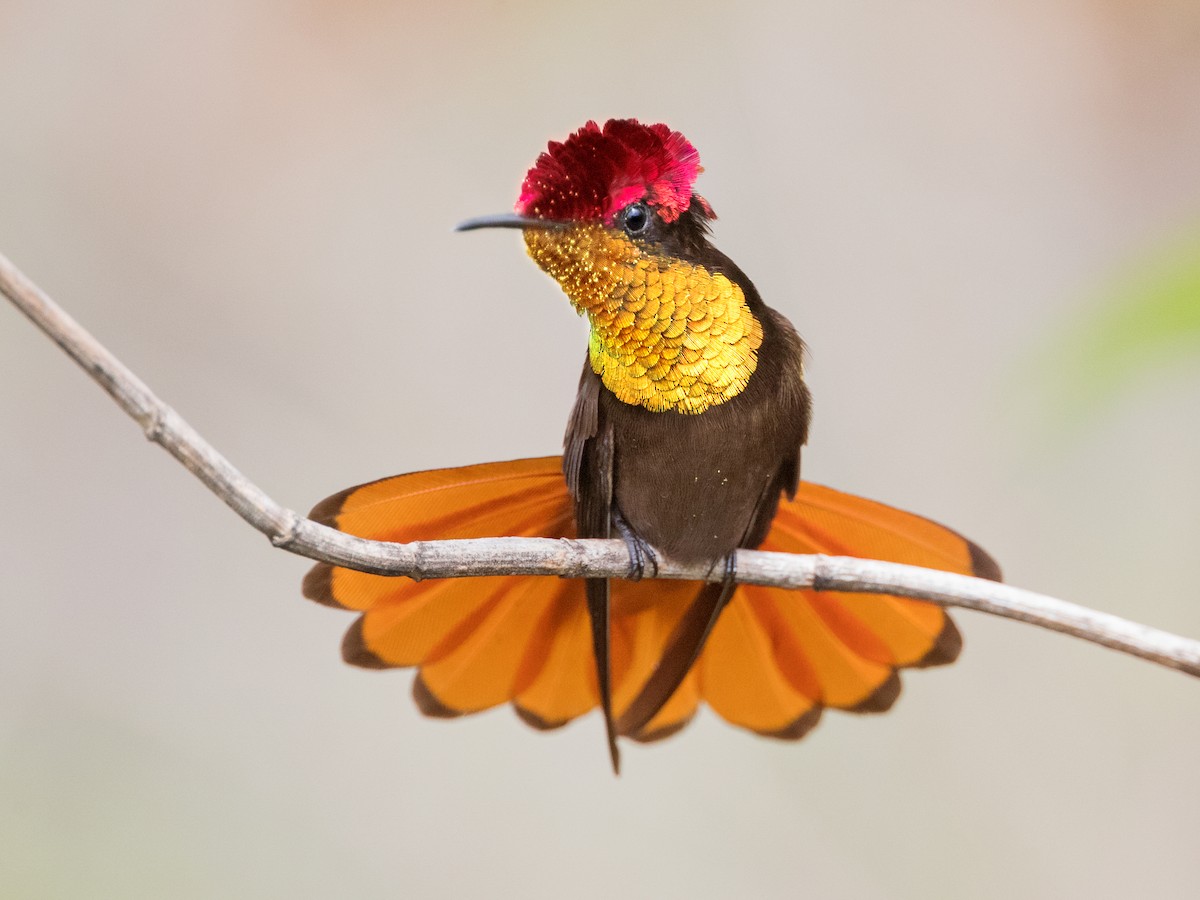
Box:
xmin=526 ymin=226 xmax=762 ymax=414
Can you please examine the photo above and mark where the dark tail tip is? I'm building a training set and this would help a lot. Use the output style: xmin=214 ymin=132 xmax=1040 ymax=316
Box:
xmin=762 ymin=704 xmax=823 ymax=741
xmin=847 ymin=670 xmax=902 ymax=714
xmin=301 ymin=562 xmax=346 ymax=608
xmin=412 ymin=674 xmax=465 ymax=719
xmin=915 ymin=615 xmax=964 ymax=668
xmin=341 ymin=617 xmax=392 ymax=669
xmin=968 ymin=540 xmax=1003 ymax=582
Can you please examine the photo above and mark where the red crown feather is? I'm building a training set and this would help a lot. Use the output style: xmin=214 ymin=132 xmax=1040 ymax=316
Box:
xmin=516 ymin=119 xmax=713 ymax=226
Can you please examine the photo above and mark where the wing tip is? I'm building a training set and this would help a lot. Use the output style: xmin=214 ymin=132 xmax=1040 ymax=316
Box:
xmin=615 ymin=580 xmax=735 ymax=738
xmin=341 ymin=617 xmax=392 ymax=669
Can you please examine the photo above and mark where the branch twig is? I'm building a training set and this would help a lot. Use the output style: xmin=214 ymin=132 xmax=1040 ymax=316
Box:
xmin=3 ymin=250 xmax=1199 ymax=679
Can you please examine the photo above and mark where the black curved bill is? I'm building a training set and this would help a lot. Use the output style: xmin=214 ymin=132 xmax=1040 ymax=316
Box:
xmin=455 ymin=213 xmax=570 ymax=232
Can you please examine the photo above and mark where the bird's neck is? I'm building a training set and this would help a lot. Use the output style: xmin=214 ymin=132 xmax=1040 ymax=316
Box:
xmin=525 ymin=226 xmax=763 ymax=414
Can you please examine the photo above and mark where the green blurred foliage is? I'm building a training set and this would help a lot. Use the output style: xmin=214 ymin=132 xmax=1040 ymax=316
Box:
xmin=1039 ymin=227 xmax=1200 ymax=426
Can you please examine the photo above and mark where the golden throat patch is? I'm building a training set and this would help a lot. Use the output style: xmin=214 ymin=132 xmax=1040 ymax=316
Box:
xmin=525 ymin=225 xmax=763 ymax=414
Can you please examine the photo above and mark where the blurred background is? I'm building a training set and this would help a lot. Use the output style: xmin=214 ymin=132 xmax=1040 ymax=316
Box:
xmin=2 ymin=1 xmax=1199 ymax=897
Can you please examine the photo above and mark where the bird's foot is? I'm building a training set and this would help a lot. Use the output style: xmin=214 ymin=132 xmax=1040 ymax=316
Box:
xmin=707 ymin=551 xmax=737 ymax=586
xmin=613 ymin=512 xmax=659 ymax=581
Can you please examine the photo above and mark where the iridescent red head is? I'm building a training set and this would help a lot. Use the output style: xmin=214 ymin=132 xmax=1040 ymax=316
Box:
xmin=516 ymin=119 xmax=714 ymax=227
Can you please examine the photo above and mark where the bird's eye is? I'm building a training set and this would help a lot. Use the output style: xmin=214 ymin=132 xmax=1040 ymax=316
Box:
xmin=621 ymin=202 xmax=651 ymax=236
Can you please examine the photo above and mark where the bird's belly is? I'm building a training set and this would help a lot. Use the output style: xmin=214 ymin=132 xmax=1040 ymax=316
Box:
xmin=608 ymin=406 xmax=791 ymax=565
xmin=616 ymin=462 xmax=770 ymax=564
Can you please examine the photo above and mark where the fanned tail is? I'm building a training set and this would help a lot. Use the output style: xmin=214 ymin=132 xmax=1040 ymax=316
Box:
xmin=303 ymin=457 xmax=999 ymax=745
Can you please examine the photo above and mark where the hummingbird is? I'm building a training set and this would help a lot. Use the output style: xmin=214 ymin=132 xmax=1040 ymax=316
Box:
xmin=303 ymin=119 xmax=999 ymax=773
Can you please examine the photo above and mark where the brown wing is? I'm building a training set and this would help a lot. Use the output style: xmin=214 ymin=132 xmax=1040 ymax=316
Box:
xmin=563 ymin=361 xmax=621 ymax=770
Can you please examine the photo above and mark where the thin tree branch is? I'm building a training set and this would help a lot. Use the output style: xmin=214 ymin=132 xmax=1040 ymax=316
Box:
xmin=3 ymin=250 xmax=1199 ymax=679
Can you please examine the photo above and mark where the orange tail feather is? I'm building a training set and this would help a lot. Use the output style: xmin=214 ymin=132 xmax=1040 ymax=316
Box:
xmin=303 ymin=457 xmax=999 ymax=743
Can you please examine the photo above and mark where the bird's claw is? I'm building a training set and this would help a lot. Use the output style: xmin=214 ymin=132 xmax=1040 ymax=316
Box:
xmin=706 ymin=551 xmax=736 ymax=585
xmin=614 ymin=513 xmax=658 ymax=581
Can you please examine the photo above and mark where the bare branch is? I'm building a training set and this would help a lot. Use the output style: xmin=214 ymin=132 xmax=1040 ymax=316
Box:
xmin=3 ymin=250 xmax=1199 ymax=679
